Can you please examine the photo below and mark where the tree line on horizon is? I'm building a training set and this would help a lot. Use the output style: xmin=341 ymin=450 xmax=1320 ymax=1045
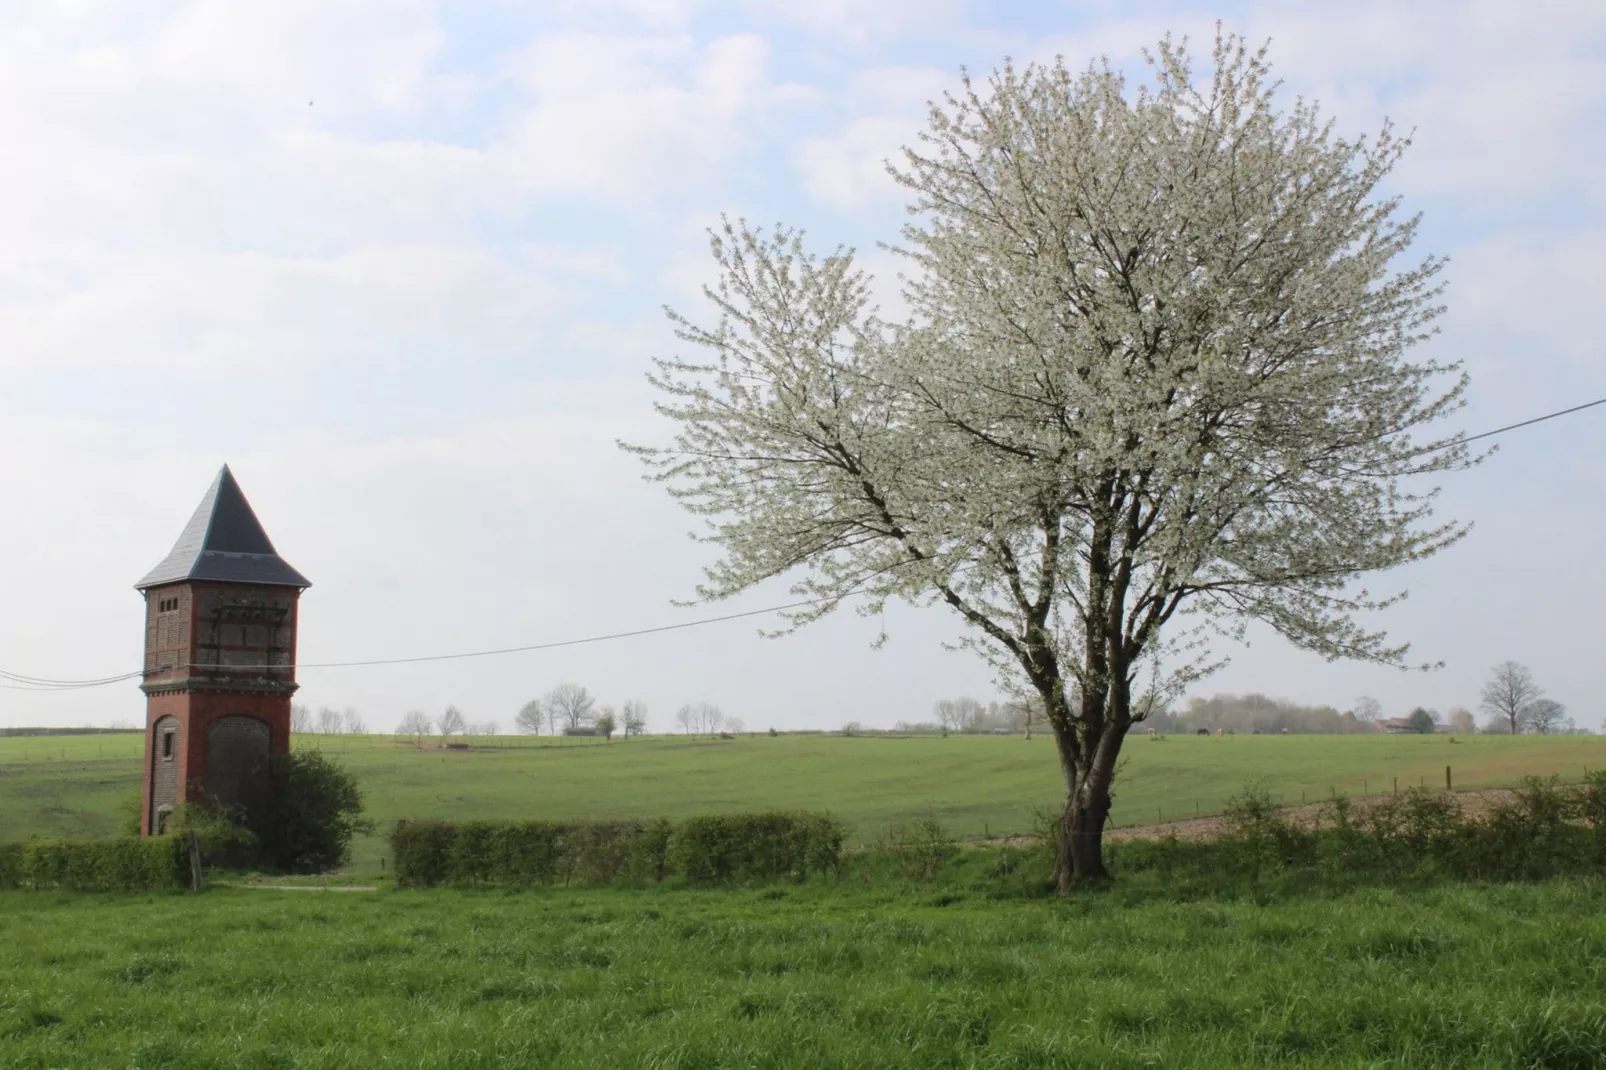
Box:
xmin=286 ymin=661 xmax=1578 ymax=744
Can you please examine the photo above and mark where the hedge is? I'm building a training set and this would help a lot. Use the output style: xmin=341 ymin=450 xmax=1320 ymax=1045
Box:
xmin=391 ymin=811 xmax=843 ymax=887
xmin=670 ymin=812 xmax=845 ymax=883
xmin=0 ymin=836 xmax=189 ymax=892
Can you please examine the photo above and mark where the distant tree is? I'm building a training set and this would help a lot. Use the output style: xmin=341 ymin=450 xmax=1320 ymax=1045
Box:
xmin=479 ymin=721 xmax=499 ymax=736
xmin=342 ymin=707 xmax=366 ymax=735
xmin=397 ymin=710 xmax=432 ymax=747
xmin=316 ymin=706 xmax=344 ymax=735
xmin=595 ymin=710 xmax=617 ymax=741
xmin=1480 ymin=662 xmax=1543 ymax=736
xmin=695 ymin=702 xmax=725 ymax=735
xmin=1353 ymin=696 xmax=1383 ymax=723
xmin=841 ymin=721 xmax=863 ymax=737
xmin=546 ymin=684 xmax=597 ymax=733
xmin=437 ymin=705 xmax=467 ymax=738
xmin=1406 ymin=707 xmax=1437 ymax=734
xmin=725 ymin=716 xmax=746 ymax=734
xmin=933 ymin=697 xmax=985 ymax=733
xmin=675 ymin=704 xmax=694 ymax=734
xmin=1183 ymin=693 xmax=1376 ymax=735
xmin=290 ymin=703 xmax=312 ymax=733
xmin=1447 ymin=706 xmax=1475 ymax=734
xmin=1524 ymin=698 xmax=1568 ymax=735
xmin=621 ymin=700 xmax=648 ymax=738
xmin=515 ymin=700 xmax=544 ymax=735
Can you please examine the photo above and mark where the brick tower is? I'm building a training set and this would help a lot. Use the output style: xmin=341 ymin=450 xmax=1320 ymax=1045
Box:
xmin=136 ymin=466 xmax=311 ymax=836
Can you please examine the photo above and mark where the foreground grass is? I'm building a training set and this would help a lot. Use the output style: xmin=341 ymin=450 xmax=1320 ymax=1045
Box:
xmin=6 ymin=733 xmax=1606 ymax=875
xmin=4 ymin=870 xmax=1606 ymax=1068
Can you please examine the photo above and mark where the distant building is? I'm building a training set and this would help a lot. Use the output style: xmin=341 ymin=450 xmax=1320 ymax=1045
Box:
xmin=136 ymin=466 xmax=311 ymax=836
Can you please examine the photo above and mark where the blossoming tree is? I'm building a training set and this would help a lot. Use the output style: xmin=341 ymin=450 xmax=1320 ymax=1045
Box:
xmin=629 ymin=31 xmax=1470 ymax=890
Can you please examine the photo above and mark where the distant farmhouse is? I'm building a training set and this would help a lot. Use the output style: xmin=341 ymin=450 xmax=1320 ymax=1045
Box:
xmin=1377 ymin=716 xmax=1452 ymax=734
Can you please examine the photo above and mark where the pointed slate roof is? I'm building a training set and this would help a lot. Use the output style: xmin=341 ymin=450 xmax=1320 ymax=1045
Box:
xmin=136 ymin=466 xmax=311 ymax=590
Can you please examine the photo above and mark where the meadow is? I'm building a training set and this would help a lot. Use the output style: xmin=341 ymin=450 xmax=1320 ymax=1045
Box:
xmin=5 ymin=731 xmax=1606 ymax=875
xmin=5 ymin=873 xmax=1606 ymax=1068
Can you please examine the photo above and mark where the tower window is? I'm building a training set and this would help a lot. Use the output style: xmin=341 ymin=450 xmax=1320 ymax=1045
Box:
xmin=162 ymin=732 xmax=175 ymax=760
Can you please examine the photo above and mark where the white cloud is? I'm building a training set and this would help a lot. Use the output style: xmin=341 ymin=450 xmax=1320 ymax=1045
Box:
xmin=793 ymin=65 xmax=950 ymax=212
xmin=3 ymin=0 xmax=1605 ymax=734
xmin=742 ymin=0 xmax=963 ymax=47
xmin=496 ymin=32 xmax=777 ymax=202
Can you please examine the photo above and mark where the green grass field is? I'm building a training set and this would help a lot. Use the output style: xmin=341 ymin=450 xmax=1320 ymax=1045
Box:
xmin=5 ymin=731 xmax=1606 ymax=875
xmin=5 ymin=876 xmax=1606 ymax=1068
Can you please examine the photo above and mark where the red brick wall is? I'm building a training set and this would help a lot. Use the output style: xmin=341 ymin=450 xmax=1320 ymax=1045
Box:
xmin=140 ymin=581 xmax=301 ymax=837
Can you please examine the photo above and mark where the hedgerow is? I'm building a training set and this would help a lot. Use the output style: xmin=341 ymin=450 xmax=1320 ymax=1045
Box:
xmin=0 ymin=835 xmax=187 ymax=892
xmin=391 ymin=811 xmax=843 ymax=887
xmin=1117 ymin=772 xmax=1606 ymax=889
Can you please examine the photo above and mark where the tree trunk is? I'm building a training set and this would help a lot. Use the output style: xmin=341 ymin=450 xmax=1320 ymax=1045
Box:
xmin=1052 ymin=748 xmax=1118 ymax=890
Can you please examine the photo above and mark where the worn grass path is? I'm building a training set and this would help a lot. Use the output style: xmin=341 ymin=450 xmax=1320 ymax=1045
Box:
xmin=4 ymin=732 xmax=1604 ymax=874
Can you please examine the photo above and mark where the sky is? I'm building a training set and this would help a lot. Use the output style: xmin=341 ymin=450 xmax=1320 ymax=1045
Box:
xmin=2 ymin=0 xmax=1603 ymax=734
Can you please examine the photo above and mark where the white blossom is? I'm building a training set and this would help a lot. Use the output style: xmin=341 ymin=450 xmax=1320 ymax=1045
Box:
xmin=627 ymin=30 xmax=1470 ymax=889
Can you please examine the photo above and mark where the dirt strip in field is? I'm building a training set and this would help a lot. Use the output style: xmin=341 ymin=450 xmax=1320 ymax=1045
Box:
xmin=979 ymin=787 xmax=1527 ymax=848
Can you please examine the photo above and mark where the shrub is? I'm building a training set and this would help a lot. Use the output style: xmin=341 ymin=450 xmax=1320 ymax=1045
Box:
xmin=117 ymin=791 xmax=143 ymax=837
xmin=879 ymin=813 xmax=958 ymax=879
xmin=1222 ymin=780 xmax=1314 ymax=875
xmin=1464 ymin=776 xmax=1586 ymax=881
xmin=0 ymin=836 xmax=187 ymax=892
xmin=390 ymin=819 xmax=672 ymax=887
xmin=668 ymin=812 xmax=846 ymax=883
xmin=168 ymin=803 xmax=261 ymax=871
xmin=1317 ymin=786 xmax=1469 ymax=881
xmin=392 ymin=811 xmax=846 ymax=887
xmin=245 ymin=750 xmax=374 ymax=873
xmin=390 ymin=820 xmax=458 ymax=886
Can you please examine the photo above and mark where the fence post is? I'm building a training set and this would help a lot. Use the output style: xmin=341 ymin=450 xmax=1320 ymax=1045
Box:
xmin=1446 ymin=765 xmax=1452 ymax=791
xmin=187 ymin=830 xmax=205 ymax=892
xmin=1393 ymin=776 xmax=1397 ymax=795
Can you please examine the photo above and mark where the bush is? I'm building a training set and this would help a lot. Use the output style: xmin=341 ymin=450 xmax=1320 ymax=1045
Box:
xmin=245 ymin=750 xmax=374 ymax=873
xmin=879 ymin=813 xmax=958 ymax=879
xmin=1118 ymin=776 xmax=1606 ymax=892
xmin=669 ymin=812 xmax=845 ymax=883
xmin=1464 ymin=776 xmax=1586 ymax=881
xmin=1221 ymin=780 xmax=1315 ymax=875
xmin=391 ymin=811 xmax=845 ymax=887
xmin=390 ymin=819 xmax=671 ymax=887
xmin=168 ymin=803 xmax=260 ymax=871
xmin=0 ymin=836 xmax=187 ymax=892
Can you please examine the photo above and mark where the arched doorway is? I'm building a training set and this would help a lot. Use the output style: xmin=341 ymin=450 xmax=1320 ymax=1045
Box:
xmin=205 ymin=715 xmax=272 ymax=818
xmin=149 ymin=715 xmax=180 ymax=833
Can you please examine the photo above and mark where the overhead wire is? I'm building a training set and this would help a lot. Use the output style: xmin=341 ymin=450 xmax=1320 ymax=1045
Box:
xmin=4 ymin=392 xmax=1603 ymax=693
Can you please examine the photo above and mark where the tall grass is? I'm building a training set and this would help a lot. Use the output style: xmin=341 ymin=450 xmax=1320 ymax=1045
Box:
xmin=4 ymin=875 xmax=1606 ymax=1067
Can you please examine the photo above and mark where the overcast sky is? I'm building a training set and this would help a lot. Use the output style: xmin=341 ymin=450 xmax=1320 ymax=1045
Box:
xmin=2 ymin=1 xmax=1602 ymax=733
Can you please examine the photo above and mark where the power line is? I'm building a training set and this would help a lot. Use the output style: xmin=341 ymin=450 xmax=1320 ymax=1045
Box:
xmin=270 ymin=597 xmax=825 ymax=671
xmin=0 ymin=600 xmax=828 ymax=690
xmin=4 ymin=393 xmax=1603 ymax=693
xmin=1449 ymin=395 xmax=1606 ymax=447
